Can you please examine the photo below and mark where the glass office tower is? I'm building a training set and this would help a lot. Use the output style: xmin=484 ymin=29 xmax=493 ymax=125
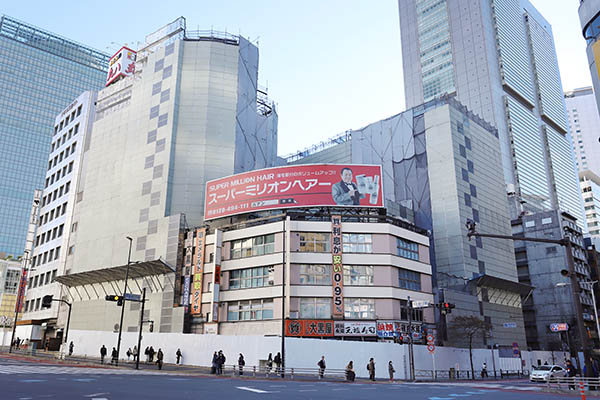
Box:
xmin=0 ymin=15 xmax=109 ymax=257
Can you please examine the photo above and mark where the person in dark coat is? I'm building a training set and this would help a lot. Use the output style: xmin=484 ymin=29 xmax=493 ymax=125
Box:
xmin=176 ymin=349 xmax=182 ymax=365
xmin=100 ymin=345 xmax=107 ymax=364
xmin=274 ymin=352 xmax=282 ymax=374
xmin=388 ymin=361 xmax=395 ymax=382
xmin=149 ymin=346 xmax=155 ymax=363
xmin=144 ymin=346 xmax=150 ymax=363
xmin=156 ymin=348 xmax=164 ymax=370
xmin=68 ymin=341 xmax=74 ymax=356
xmin=111 ymin=347 xmax=118 ymax=365
xmin=317 ymin=356 xmax=326 ymax=379
xmin=211 ymin=351 xmax=218 ymax=374
xmin=267 ymin=353 xmax=273 ymax=373
xmin=238 ymin=353 xmax=245 ymax=375
xmin=368 ymin=358 xmax=376 ymax=381
xmin=345 ymin=361 xmax=355 ymax=382
xmin=566 ymin=360 xmax=577 ymax=390
xmin=217 ymin=350 xmax=226 ymax=375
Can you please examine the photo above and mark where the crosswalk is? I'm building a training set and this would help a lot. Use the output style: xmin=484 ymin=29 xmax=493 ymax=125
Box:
xmin=409 ymin=381 xmax=543 ymax=392
xmin=0 ymin=364 xmax=163 ymax=375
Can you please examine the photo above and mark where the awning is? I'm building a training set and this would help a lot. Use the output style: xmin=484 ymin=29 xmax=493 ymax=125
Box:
xmin=54 ymin=259 xmax=175 ymax=288
xmin=468 ymin=274 xmax=533 ymax=296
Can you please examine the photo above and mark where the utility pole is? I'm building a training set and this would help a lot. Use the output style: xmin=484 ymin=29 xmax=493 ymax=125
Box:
xmin=116 ymin=236 xmax=133 ymax=366
xmin=136 ymin=288 xmax=146 ymax=370
xmin=466 ymin=220 xmax=593 ymax=377
xmin=407 ymin=296 xmax=415 ymax=381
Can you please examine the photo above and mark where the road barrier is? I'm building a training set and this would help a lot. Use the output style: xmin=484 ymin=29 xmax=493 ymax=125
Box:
xmin=546 ymin=376 xmax=600 ymax=397
xmin=414 ymin=369 xmax=527 ymax=381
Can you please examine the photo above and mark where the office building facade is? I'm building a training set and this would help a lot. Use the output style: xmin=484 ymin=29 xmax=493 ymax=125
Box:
xmin=0 ymin=15 xmax=109 ymax=257
xmin=580 ymin=171 xmax=600 ymax=245
xmin=287 ymin=97 xmax=528 ymax=347
xmin=565 ymin=87 xmax=600 ymax=175
xmin=579 ymin=0 xmax=600 ymax=117
xmin=399 ymin=0 xmax=585 ymax=228
xmin=0 ymin=259 xmax=21 ymax=327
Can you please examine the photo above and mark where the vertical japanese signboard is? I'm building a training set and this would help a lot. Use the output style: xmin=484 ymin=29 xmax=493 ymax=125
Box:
xmin=331 ymin=215 xmax=344 ymax=318
xmin=106 ymin=46 xmax=136 ymax=86
xmin=14 ymin=269 xmax=27 ymax=313
xmin=190 ymin=228 xmax=205 ymax=315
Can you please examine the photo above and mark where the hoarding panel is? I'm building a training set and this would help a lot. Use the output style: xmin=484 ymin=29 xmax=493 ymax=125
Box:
xmin=204 ymin=164 xmax=383 ymax=220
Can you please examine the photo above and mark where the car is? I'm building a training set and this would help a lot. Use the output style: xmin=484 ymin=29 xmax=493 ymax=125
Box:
xmin=529 ymin=365 xmax=567 ymax=382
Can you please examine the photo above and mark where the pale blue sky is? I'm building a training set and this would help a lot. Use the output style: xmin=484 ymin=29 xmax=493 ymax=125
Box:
xmin=2 ymin=1 xmax=591 ymax=155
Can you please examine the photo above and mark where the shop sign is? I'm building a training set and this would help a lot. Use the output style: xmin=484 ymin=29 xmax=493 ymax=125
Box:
xmin=334 ymin=321 xmax=377 ymax=336
xmin=285 ymin=320 xmax=334 ymax=337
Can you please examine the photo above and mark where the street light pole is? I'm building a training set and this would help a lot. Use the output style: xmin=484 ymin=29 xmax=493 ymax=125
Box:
xmin=9 ymin=250 xmax=29 ymax=353
xmin=116 ymin=236 xmax=133 ymax=367
xmin=466 ymin=220 xmax=593 ymax=377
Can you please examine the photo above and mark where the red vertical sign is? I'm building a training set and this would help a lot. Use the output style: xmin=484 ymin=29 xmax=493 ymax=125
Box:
xmin=191 ymin=228 xmax=205 ymax=315
xmin=331 ymin=215 xmax=344 ymax=319
xmin=14 ymin=269 xmax=27 ymax=313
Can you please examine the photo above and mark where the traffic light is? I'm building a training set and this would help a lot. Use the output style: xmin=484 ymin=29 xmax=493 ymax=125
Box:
xmin=105 ymin=295 xmax=124 ymax=306
xmin=466 ymin=219 xmax=477 ymax=239
xmin=440 ymin=302 xmax=455 ymax=314
xmin=41 ymin=295 xmax=53 ymax=309
xmin=149 ymin=322 xmax=154 ymax=332
xmin=560 ymin=269 xmax=569 ymax=277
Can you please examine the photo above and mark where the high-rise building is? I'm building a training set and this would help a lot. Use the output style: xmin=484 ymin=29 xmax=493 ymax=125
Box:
xmin=0 ymin=15 xmax=109 ymax=258
xmin=579 ymin=0 xmax=600 ymax=117
xmin=399 ymin=0 xmax=585 ymax=229
xmin=0 ymin=258 xmax=21 ymax=327
xmin=44 ymin=18 xmax=279 ymax=337
xmin=565 ymin=87 xmax=600 ymax=175
xmin=19 ymin=92 xmax=97 ymax=342
xmin=580 ymin=171 xmax=600 ymax=244
xmin=287 ymin=96 xmax=529 ymax=347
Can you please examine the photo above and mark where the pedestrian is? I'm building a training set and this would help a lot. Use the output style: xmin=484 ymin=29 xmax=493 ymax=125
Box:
xmin=149 ymin=346 xmax=155 ymax=363
xmin=274 ymin=352 xmax=282 ymax=374
xmin=345 ymin=361 xmax=355 ymax=382
xmin=68 ymin=341 xmax=74 ymax=356
xmin=388 ymin=361 xmax=395 ymax=382
xmin=111 ymin=347 xmax=118 ymax=365
xmin=367 ymin=358 xmax=376 ymax=381
xmin=126 ymin=348 xmax=132 ymax=361
xmin=145 ymin=346 xmax=150 ymax=363
xmin=100 ymin=345 xmax=107 ymax=364
xmin=267 ymin=353 xmax=273 ymax=373
xmin=238 ymin=353 xmax=245 ymax=375
xmin=217 ymin=350 xmax=226 ymax=375
xmin=566 ymin=360 xmax=577 ymax=390
xmin=15 ymin=337 xmax=20 ymax=349
xmin=156 ymin=348 xmax=164 ymax=370
xmin=132 ymin=345 xmax=138 ymax=362
xmin=317 ymin=356 xmax=326 ymax=379
xmin=211 ymin=351 xmax=218 ymax=374
xmin=176 ymin=348 xmax=182 ymax=365
xmin=481 ymin=362 xmax=488 ymax=378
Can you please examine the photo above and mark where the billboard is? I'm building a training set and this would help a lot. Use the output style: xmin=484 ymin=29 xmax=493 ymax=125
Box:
xmin=331 ymin=215 xmax=344 ymax=318
xmin=106 ymin=46 xmax=136 ymax=86
xmin=204 ymin=164 xmax=383 ymax=220
xmin=285 ymin=320 xmax=335 ymax=337
xmin=190 ymin=228 xmax=205 ymax=315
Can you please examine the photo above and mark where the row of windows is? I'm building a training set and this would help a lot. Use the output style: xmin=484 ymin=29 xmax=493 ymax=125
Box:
xmin=35 ymin=223 xmax=64 ymax=247
xmin=298 ymin=297 xmax=377 ymax=320
xmin=32 ymin=246 xmax=61 ymax=267
xmin=44 ymin=161 xmax=74 ymax=190
xmin=27 ymin=269 xmax=58 ymax=290
xmin=229 ymin=266 xmax=273 ymax=289
xmin=39 ymin=198 xmax=68 ymax=226
xmin=47 ymin=143 xmax=77 ymax=173
xmin=50 ymin=123 xmax=79 ymax=153
xmin=227 ymin=299 xmax=273 ymax=321
xmin=230 ymin=234 xmax=275 ymax=259
xmin=54 ymin=105 xmax=82 ymax=135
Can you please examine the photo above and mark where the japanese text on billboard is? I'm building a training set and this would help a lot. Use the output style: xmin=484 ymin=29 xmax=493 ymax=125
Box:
xmin=331 ymin=215 xmax=344 ymax=318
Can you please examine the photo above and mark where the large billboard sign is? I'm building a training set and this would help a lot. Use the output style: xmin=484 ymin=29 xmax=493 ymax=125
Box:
xmin=331 ymin=215 xmax=344 ymax=318
xmin=106 ymin=46 xmax=136 ymax=86
xmin=204 ymin=164 xmax=383 ymax=220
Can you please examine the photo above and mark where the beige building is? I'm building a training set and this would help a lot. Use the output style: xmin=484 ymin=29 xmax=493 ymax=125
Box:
xmin=0 ymin=259 xmax=21 ymax=325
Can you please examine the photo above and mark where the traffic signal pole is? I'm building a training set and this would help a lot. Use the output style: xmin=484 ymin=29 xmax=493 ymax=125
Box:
xmin=466 ymin=220 xmax=593 ymax=377
xmin=135 ymin=288 xmax=146 ymax=370
xmin=116 ymin=236 xmax=133 ymax=367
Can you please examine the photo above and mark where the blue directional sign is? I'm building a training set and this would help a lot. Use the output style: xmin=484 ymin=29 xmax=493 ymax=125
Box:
xmin=124 ymin=293 xmax=141 ymax=301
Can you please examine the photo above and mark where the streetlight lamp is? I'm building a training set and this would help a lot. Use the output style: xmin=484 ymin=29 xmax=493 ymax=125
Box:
xmin=115 ymin=236 xmax=133 ymax=366
xmin=557 ymin=281 xmax=600 ymax=348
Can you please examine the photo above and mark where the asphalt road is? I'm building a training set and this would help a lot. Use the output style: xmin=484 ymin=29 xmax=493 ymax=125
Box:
xmin=0 ymin=356 xmax=592 ymax=400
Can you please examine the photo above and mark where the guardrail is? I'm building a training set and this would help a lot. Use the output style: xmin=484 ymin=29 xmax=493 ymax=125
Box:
xmin=220 ymin=365 xmax=350 ymax=381
xmin=547 ymin=376 xmax=600 ymax=394
xmin=415 ymin=369 xmax=528 ymax=381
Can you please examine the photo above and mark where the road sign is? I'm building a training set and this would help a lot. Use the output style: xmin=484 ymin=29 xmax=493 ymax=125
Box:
xmin=124 ymin=293 xmax=141 ymax=301
xmin=411 ymin=300 xmax=430 ymax=309
xmin=512 ymin=342 xmax=519 ymax=348
xmin=503 ymin=322 xmax=517 ymax=328
xmin=549 ymin=323 xmax=569 ymax=332
xmin=427 ymin=344 xmax=435 ymax=353
xmin=426 ymin=334 xmax=434 ymax=343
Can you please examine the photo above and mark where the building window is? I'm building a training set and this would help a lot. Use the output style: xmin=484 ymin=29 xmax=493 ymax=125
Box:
xmin=343 ymin=265 xmax=374 ymax=286
xmin=230 ymin=234 xmax=275 ymax=259
xmin=51 ymin=270 xmax=57 ymax=281
xmin=299 ymin=265 xmax=331 ymax=285
xmin=229 ymin=266 xmax=272 ymax=289
xmin=299 ymin=297 xmax=331 ymax=319
xmin=227 ymin=299 xmax=273 ymax=321
xmin=342 ymin=233 xmax=372 ymax=253
xmin=344 ymin=298 xmax=375 ymax=319
xmin=35 ymin=298 xmax=41 ymax=311
xmin=399 ymin=269 xmax=421 ymax=291
xmin=299 ymin=232 xmax=330 ymax=252
xmin=397 ymin=238 xmax=419 ymax=260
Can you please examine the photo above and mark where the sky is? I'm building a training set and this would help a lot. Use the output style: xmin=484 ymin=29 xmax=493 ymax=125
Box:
xmin=2 ymin=0 xmax=592 ymax=156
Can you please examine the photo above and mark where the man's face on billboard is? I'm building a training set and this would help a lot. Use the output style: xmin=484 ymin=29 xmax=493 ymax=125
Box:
xmin=341 ymin=169 xmax=353 ymax=184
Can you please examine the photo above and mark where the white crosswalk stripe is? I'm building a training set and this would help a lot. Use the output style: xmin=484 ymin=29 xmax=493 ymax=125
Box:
xmin=0 ymin=364 xmax=163 ymax=375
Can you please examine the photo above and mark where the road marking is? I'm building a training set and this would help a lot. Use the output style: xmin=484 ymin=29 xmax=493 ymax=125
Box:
xmin=85 ymin=394 xmax=109 ymax=397
xmin=299 ymin=389 xmax=317 ymax=392
xmin=332 ymin=388 xmax=349 ymax=391
xmin=91 ymin=398 xmax=108 ymax=400
xmin=428 ymin=398 xmax=453 ymax=400
xmin=236 ymin=386 xmax=274 ymax=394
xmin=448 ymin=395 xmax=471 ymax=397
xmin=19 ymin=379 xmax=46 ymax=383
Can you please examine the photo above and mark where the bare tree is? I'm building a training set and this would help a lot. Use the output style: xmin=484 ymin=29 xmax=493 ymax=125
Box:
xmin=448 ymin=316 xmax=491 ymax=379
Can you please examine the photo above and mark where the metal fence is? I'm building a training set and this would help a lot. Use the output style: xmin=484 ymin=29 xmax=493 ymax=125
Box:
xmin=415 ymin=368 xmax=528 ymax=381
xmin=219 ymin=365 xmax=349 ymax=381
xmin=546 ymin=376 xmax=600 ymax=394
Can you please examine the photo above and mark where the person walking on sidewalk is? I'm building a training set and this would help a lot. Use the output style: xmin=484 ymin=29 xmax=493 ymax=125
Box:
xmin=149 ymin=346 xmax=155 ymax=363
xmin=211 ymin=351 xmax=218 ymax=374
xmin=345 ymin=361 xmax=355 ymax=382
xmin=217 ymin=350 xmax=226 ymax=375
xmin=267 ymin=353 xmax=273 ymax=373
xmin=566 ymin=360 xmax=577 ymax=390
xmin=481 ymin=362 xmax=488 ymax=378
xmin=388 ymin=361 xmax=395 ymax=382
xmin=317 ymin=356 xmax=326 ymax=379
xmin=126 ymin=348 xmax=132 ymax=361
xmin=238 ymin=353 xmax=245 ymax=375
xmin=132 ymin=346 xmax=138 ymax=362
xmin=274 ymin=352 xmax=282 ymax=374
xmin=156 ymin=348 xmax=164 ymax=370
xmin=176 ymin=348 xmax=182 ymax=365
xmin=100 ymin=345 xmax=107 ymax=364
xmin=68 ymin=341 xmax=74 ymax=356
xmin=144 ymin=346 xmax=150 ymax=363
xmin=111 ymin=347 xmax=118 ymax=365
xmin=367 ymin=358 xmax=376 ymax=381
